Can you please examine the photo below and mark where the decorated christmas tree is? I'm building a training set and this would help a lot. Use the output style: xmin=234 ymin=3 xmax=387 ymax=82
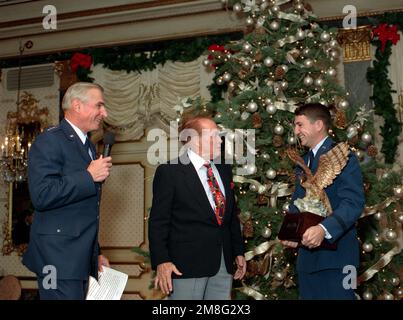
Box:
xmin=192 ymin=0 xmax=402 ymax=299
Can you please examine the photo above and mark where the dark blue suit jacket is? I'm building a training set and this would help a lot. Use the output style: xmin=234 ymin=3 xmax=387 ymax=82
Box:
xmin=23 ymin=119 xmax=102 ymax=280
xmin=289 ymin=137 xmax=365 ymax=273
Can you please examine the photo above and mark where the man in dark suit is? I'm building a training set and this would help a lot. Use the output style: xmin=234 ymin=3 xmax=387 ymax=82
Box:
xmin=281 ymin=103 xmax=365 ymax=299
xmin=23 ymin=82 xmax=113 ymax=300
xmin=148 ymin=114 xmax=246 ymax=300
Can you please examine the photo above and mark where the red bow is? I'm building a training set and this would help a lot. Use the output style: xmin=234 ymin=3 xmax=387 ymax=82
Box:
xmin=230 ymin=181 xmax=235 ymax=190
xmin=207 ymin=44 xmax=227 ymax=61
xmin=70 ymin=52 xmax=93 ymax=72
xmin=373 ymin=23 xmax=400 ymax=52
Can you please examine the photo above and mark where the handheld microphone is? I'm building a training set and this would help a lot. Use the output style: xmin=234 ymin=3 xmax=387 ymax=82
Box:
xmin=102 ymin=132 xmax=115 ymax=158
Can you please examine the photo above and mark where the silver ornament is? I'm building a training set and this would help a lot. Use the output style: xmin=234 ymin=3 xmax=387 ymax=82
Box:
xmin=320 ymin=31 xmax=331 ymax=42
xmin=346 ymin=125 xmax=358 ymax=139
xmin=241 ymin=111 xmax=250 ymax=121
xmin=302 ymin=48 xmax=310 ymax=56
xmin=243 ymin=42 xmax=252 ymax=52
xmin=338 ymin=99 xmax=349 ymax=109
xmin=223 ymin=72 xmax=232 ymax=82
xmin=362 ymin=242 xmax=373 ymax=253
xmin=249 ymin=183 xmax=258 ymax=192
xmin=271 ymin=5 xmax=280 ymax=14
xmin=374 ymin=235 xmax=381 ymax=243
xmin=314 ymin=78 xmax=324 ymax=87
xmin=287 ymin=135 xmax=296 ymax=144
xmin=245 ymin=16 xmax=254 ymax=26
xmin=242 ymin=59 xmax=251 ymax=69
xmin=391 ymin=277 xmax=400 ymax=286
xmin=393 ymin=186 xmax=403 ymax=198
xmin=383 ymin=293 xmax=394 ymax=300
xmin=295 ymin=3 xmax=304 ymax=11
xmin=274 ymin=124 xmax=284 ymax=135
xmin=264 ymin=97 xmax=273 ymax=105
xmin=303 ymin=76 xmax=314 ymax=86
xmin=274 ymin=271 xmax=285 ymax=281
xmin=329 ymin=49 xmax=339 ymax=59
xmin=266 ymin=104 xmax=277 ymax=115
xmin=304 ymin=59 xmax=313 ymax=68
xmin=361 ymin=132 xmax=372 ymax=144
xmin=270 ymin=20 xmax=280 ymax=31
xmin=264 ymin=56 xmax=274 ymax=67
xmin=246 ymin=163 xmax=257 ymax=175
xmin=281 ymin=64 xmax=289 ymax=73
xmin=228 ymin=81 xmax=236 ymax=90
xmin=355 ymin=149 xmax=364 ymax=161
xmin=233 ymin=2 xmax=242 ymax=13
xmin=216 ymin=77 xmax=224 ymax=85
xmin=266 ymin=168 xmax=277 ymax=179
xmin=280 ymin=81 xmax=288 ymax=90
xmin=386 ymin=229 xmax=397 ymax=241
xmin=247 ymin=101 xmax=258 ymax=113
xmin=329 ymin=39 xmax=338 ymax=48
xmin=202 ymin=59 xmax=211 ymax=67
xmin=327 ymin=68 xmax=337 ymax=77
xmin=262 ymin=153 xmax=270 ymax=160
xmin=362 ymin=291 xmax=373 ymax=300
xmin=261 ymin=227 xmax=272 ymax=238
xmin=282 ymin=202 xmax=290 ymax=211
xmin=296 ymin=29 xmax=306 ymax=40
xmin=215 ymin=113 xmax=222 ymax=120
xmin=374 ymin=212 xmax=382 ymax=220
xmin=397 ymin=214 xmax=403 ymax=223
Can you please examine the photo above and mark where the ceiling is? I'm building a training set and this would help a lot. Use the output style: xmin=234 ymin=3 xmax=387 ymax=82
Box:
xmin=0 ymin=0 xmax=402 ymax=59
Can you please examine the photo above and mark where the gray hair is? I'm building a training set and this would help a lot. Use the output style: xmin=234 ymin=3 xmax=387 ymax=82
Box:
xmin=62 ymin=82 xmax=104 ymax=111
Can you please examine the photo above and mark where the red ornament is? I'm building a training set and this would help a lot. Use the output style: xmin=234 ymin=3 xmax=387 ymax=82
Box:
xmin=70 ymin=52 xmax=93 ymax=72
xmin=373 ymin=23 xmax=401 ymax=52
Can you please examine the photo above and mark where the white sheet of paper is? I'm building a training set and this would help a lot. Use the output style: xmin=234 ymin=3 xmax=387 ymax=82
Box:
xmin=86 ymin=266 xmax=128 ymax=300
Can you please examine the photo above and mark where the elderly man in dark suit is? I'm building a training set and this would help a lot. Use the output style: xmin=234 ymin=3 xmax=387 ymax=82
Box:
xmin=148 ymin=114 xmax=246 ymax=300
xmin=23 ymin=82 xmax=112 ymax=300
xmin=281 ymin=103 xmax=365 ymax=299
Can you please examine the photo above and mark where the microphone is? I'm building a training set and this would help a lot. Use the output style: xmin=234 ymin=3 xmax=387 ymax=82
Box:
xmin=102 ymin=132 xmax=115 ymax=158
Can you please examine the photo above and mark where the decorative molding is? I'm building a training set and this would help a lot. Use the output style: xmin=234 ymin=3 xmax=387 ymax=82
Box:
xmin=337 ymin=26 xmax=372 ymax=62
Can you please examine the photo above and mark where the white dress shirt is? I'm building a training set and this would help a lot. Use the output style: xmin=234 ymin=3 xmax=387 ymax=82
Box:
xmin=187 ymin=149 xmax=225 ymax=211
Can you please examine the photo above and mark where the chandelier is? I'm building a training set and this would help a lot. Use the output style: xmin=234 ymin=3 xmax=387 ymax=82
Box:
xmin=0 ymin=41 xmax=49 ymax=183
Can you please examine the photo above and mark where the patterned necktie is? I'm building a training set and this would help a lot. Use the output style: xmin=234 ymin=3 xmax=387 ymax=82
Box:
xmin=204 ymin=162 xmax=226 ymax=226
xmin=308 ymin=150 xmax=315 ymax=170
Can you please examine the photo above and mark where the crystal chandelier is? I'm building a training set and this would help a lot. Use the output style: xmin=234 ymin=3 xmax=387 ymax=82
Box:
xmin=0 ymin=41 xmax=48 ymax=183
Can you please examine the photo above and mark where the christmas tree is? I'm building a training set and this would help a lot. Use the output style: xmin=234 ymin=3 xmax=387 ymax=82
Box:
xmin=191 ymin=0 xmax=402 ymax=299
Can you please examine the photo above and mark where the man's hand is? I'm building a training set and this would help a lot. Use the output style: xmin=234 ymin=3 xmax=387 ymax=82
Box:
xmin=98 ymin=254 xmax=110 ymax=272
xmin=280 ymin=240 xmax=299 ymax=248
xmin=234 ymin=255 xmax=246 ymax=280
xmin=301 ymin=225 xmax=325 ymax=249
xmin=155 ymin=262 xmax=182 ymax=295
xmin=87 ymin=155 xmax=112 ymax=182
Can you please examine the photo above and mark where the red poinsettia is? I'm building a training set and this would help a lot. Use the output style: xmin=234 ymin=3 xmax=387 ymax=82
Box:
xmin=207 ymin=44 xmax=227 ymax=60
xmin=70 ymin=52 xmax=93 ymax=72
xmin=373 ymin=23 xmax=400 ymax=52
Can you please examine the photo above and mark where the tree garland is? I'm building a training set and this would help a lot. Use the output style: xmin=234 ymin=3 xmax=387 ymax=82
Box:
xmin=367 ymin=12 xmax=403 ymax=163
